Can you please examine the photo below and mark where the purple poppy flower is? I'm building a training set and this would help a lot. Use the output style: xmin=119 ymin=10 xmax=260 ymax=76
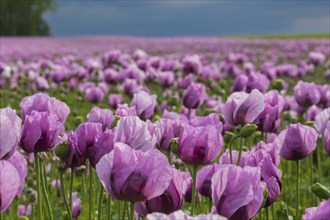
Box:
xmin=103 ymin=68 xmax=119 ymax=84
xmin=180 ymin=171 xmax=194 ymax=203
xmin=133 ymin=49 xmax=147 ymax=60
xmin=255 ymin=90 xmax=284 ymax=133
xmin=189 ymin=113 xmax=223 ymax=128
xmin=308 ymin=51 xmax=326 ymax=66
xmin=177 ymin=74 xmax=195 ymax=89
xmin=323 ymin=122 xmax=330 ymax=156
xmin=182 ymin=83 xmax=207 ymax=109
xmin=178 ymin=122 xmax=223 ymax=165
xmin=7 ymin=151 xmax=27 ymax=195
xmin=0 ymin=160 xmax=20 ymax=212
xmin=251 ymin=141 xmax=280 ymax=166
xmin=156 ymin=71 xmax=175 ymax=88
xmin=18 ymin=204 xmax=32 ymax=216
xmin=87 ymin=107 xmax=114 ymax=131
xmin=20 ymin=93 xmax=70 ymax=124
xmin=122 ymin=65 xmax=145 ymax=83
xmin=247 ymin=149 xmax=282 ymax=207
xmin=302 ymin=199 xmax=330 ymax=220
xmin=102 ymin=50 xmax=121 ymax=65
xmin=135 ymin=167 xmax=184 ymax=216
xmin=114 ymin=116 xmax=155 ymax=151
xmin=88 ymin=129 xmax=115 ymax=167
xmin=131 ymin=91 xmax=157 ymax=120
xmin=287 ymin=96 xmax=306 ymax=115
xmin=123 ymin=79 xmax=141 ymax=97
xmin=197 ymin=164 xmax=222 ymax=198
xmin=108 ymin=94 xmax=123 ymax=109
xmin=246 ymin=73 xmax=270 ymax=93
xmin=146 ymin=210 xmax=189 ymax=220
xmin=146 ymin=210 xmax=227 ymax=220
xmin=315 ymin=108 xmax=330 ymax=136
xmin=0 ymin=107 xmax=21 ymax=159
xmin=294 ymin=81 xmax=321 ymax=107
xmin=63 ymin=131 xmax=87 ymax=168
xmin=154 ymin=118 xmax=178 ymax=151
xmin=115 ymin=104 xmax=137 ymax=117
xmin=85 ymin=86 xmax=105 ymax=104
xmin=35 ymin=76 xmax=49 ymax=91
xmin=20 ymin=111 xmax=63 ymax=153
xmin=211 ymin=165 xmax=264 ymax=220
xmin=306 ymin=105 xmax=322 ymax=121
xmin=318 ymin=85 xmax=330 ymax=107
xmin=182 ymin=55 xmax=202 ymax=74
xmin=51 ymin=179 xmax=61 ymax=192
xmin=96 ymin=142 xmax=172 ymax=202
xmin=71 ymin=192 xmax=82 ymax=218
xmin=162 ymin=110 xmax=188 ymax=122
xmin=231 ymin=74 xmax=248 ymax=92
xmin=222 ymin=89 xmax=264 ymax=126
xmin=71 ymin=122 xmax=103 ymax=166
xmin=275 ymin=123 xmax=318 ymax=160
xmin=219 ymin=149 xmax=250 ymax=167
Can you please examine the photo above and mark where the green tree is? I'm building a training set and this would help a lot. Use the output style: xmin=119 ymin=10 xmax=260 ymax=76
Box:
xmin=0 ymin=0 xmax=55 ymax=36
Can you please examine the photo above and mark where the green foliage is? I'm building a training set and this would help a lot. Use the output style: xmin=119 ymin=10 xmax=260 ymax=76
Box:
xmin=0 ymin=0 xmax=55 ymax=36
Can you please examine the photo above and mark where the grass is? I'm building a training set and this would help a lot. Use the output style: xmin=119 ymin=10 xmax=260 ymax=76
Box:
xmin=232 ymin=33 xmax=330 ymax=39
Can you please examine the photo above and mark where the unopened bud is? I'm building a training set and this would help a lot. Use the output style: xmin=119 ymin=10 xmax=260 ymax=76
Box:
xmin=239 ymin=124 xmax=258 ymax=138
xmin=224 ymin=131 xmax=236 ymax=143
xmin=55 ymin=144 xmax=69 ymax=160
xmin=168 ymin=96 xmax=177 ymax=106
xmin=271 ymin=79 xmax=284 ymax=91
xmin=111 ymin=115 xmax=121 ymax=128
xmin=170 ymin=138 xmax=179 ymax=154
xmin=304 ymin=121 xmax=315 ymax=127
xmin=311 ymin=183 xmax=330 ymax=200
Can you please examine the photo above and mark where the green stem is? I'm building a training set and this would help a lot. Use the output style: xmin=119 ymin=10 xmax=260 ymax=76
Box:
xmin=208 ymin=197 xmax=212 ymax=212
xmin=271 ymin=204 xmax=275 ymax=220
xmin=89 ymin=168 xmax=93 ymax=220
xmin=121 ymin=202 xmax=127 ymax=220
xmin=130 ymin=202 xmax=134 ymax=220
xmin=228 ymin=136 xmax=237 ymax=164
xmin=118 ymin=201 xmax=121 ymax=219
xmin=98 ymin=187 xmax=104 ymax=220
xmin=34 ymin=153 xmax=43 ymax=220
xmin=265 ymin=207 xmax=269 ymax=220
xmin=236 ymin=137 xmax=244 ymax=166
xmin=310 ymin=154 xmax=315 ymax=205
xmin=107 ymin=195 xmax=112 ymax=220
xmin=40 ymin=159 xmax=54 ymax=220
xmin=191 ymin=165 xmax=197 ymax=215
xmin=60 ymin=171 xmax=72 ymax=220
xmin=167 ymin=149 xmax=172 ymax=164
xmin=296 ymin=160 xmax=300 ymax=220
xmin=316 ymin=146 xmax=322 ymax=182
xmin=70 ymin=169 xmax=74 ymax=210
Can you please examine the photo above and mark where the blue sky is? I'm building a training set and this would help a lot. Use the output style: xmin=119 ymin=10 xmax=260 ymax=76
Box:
xmin=44 ymin=0 xmax=330 ymax=36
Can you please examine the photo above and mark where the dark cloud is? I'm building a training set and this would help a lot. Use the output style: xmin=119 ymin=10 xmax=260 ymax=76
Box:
xmin=44 ymin=0 xmax=330 ymax=36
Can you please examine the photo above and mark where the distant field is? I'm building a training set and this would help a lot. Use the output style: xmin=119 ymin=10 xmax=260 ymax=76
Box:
xmin=235 ymin=33 xmax=330 ymax=39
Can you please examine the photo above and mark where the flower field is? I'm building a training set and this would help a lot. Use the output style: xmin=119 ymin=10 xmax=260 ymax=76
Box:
xmin=0 ymin=37 xmax=329 ymax=220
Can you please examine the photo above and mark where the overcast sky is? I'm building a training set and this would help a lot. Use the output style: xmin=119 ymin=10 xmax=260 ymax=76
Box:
xmin=44 ymin=0 xmax=330 ymax=36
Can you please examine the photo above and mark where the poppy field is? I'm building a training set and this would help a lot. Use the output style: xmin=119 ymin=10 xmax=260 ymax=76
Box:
xmin=0 ymin=37 xmax=329 ymax=220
